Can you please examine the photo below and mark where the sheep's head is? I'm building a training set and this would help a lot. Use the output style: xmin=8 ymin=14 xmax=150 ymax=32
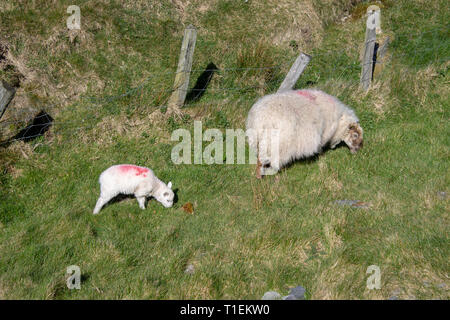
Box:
xmin=155 ymin=181 xmax=174 ymax=208
xmin=343 ymin=123 xmax=363 ymax=154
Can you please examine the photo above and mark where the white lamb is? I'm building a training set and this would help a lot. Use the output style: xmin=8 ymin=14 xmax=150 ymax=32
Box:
xmin=93 ymin=164 xmax=174 ymax=214
xmin=246 ymin=89 xmax=363 ymax=178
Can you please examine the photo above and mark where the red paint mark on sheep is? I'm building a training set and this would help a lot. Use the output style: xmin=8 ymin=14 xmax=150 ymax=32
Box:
xmin=295 ymin=90 xmax=317 ymax=101
xmin=118 ymin=165 xmax=149 ymax=176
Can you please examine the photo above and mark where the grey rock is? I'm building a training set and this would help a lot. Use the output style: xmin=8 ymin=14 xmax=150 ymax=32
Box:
xmin=423 ymin=281 xmax=431 ymax=287
xmin=391 ymin=288 xmax=401 ymax=295
xmin=388 ymin=295 xmax=399 ymax=300
xmin=289 ymin=286 xmax=306 ymax=300
xmin=437 ymin=283 xmax=447 ymax=289
xmin=437 ymin=191 xmax=447 ymax=199
xmin=261 ymin=291 xmax=282 ymax=300
xmin=282 ymin=295 xmax=297 ymax=300
xmin=334 ymin=200 xmax=371 ymax=209
xmin=184 ymin=264 xmax=195 ymax=274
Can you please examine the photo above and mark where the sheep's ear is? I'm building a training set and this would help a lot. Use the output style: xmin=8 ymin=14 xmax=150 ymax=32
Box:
xmin=167 ymin=181 xmax=172 ymax=189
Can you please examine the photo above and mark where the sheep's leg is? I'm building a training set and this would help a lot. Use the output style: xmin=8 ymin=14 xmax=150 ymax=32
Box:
xmin=256 ymin=158 xmax=262 ymax=179
xmin=136 ymin=196 xmax=146 ymax=210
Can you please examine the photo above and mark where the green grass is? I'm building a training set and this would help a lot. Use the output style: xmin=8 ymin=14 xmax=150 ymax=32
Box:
xmin=0 ymin=0 xmax=449 ymax=299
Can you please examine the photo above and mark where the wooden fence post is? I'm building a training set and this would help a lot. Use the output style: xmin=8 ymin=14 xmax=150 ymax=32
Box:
xmin=167 ymin=25 xmax=197 ymax=110
xmin=0 ymin=81 xmax=15 ymax=120
xmin=277 ymin=52 xmax=311 ymax=92
xmin=360 ymin=11 xmax=377 ymax=90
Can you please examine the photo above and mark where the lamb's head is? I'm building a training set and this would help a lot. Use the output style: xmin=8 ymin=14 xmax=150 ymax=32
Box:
xmin=343 ymin=122 xmax=363 ymax=154
xmin=154 ymin=181 xmax=174 ymax=208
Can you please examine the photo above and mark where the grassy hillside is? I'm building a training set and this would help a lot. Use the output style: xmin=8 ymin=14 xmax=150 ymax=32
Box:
xmin=0 ymin=0 xmax=449 ymax=299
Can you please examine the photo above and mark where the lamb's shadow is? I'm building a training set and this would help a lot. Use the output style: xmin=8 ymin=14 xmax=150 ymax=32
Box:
xmin=172 ymin=188 xmax=179 ymax=205
xmin=100 ymin=187 xmax=179 ymax=211
xmin=185 ymin=62 xmax=218 ymax=104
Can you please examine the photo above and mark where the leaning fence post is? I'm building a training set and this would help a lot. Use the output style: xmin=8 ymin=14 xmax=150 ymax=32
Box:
xmin=167 ymin=25 xmax=197 ymax=110
xmin=360 ymin=10 xmax=377 ymax=91
xmin=0 ymin=81 xmax=15 ymax=120
xmin=277 ymin=52 xmax=311 ymax=92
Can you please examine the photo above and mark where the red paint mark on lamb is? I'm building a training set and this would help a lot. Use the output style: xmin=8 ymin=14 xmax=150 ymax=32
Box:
xmin=295 ymin=90 xmax=317 ymax=101
xmin=118 ymin=165 xmax=149 ymax=176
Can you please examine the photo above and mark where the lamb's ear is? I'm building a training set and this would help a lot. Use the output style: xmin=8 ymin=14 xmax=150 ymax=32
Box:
xmin=167 ymin=181 xmax=172 ymax=189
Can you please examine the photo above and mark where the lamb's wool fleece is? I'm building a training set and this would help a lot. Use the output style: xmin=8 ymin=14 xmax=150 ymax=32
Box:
xmin=93 ymin=164 xmax=174 ymax=214
xmin=246 ymin=89 xmax=363 ymax=176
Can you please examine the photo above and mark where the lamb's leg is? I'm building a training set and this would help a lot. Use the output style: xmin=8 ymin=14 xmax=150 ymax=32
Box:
xmin=136 ymin=196 xmax=146 ymax=210
xmin=134 ymin=182 xmax=151 ymax=210
xmin=93 ymin=189 xmax=118 ymax=214
xmin=93 ymin=196 xmax=108 ymax=214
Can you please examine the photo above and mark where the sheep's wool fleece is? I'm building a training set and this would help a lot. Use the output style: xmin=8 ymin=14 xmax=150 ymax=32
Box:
xmin=246 ymin=89 xmax=359 ymax=168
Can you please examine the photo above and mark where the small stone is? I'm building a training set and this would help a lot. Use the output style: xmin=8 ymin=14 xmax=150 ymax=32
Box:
xmin=282 ymin=295 xmax=297 ymax=300
xmin=423 ymin=281 xmax=431 ymax=287
xmin=289 ymin=286 xmax=306 ymax=300
xmin=391 ymin=288 xmax=401 ymax=295
xmin=184 ymin=264 xmax=195 ymax=274
xmin=388 ymin=296 xmax=399 ymax=300
xmin=437 ymin=191 xmax=447 ymax=199
xmin=334 ymin=200 xmax=371 ymax=209
xmin=261 ymin=291 xmax=282 ymax=300
xmin=437 ymin=283 xmax=447 ymax=289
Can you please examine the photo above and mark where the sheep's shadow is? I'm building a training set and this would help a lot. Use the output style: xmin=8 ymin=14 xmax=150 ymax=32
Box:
xmin=278 ymin=142 xmax=349 ymax=173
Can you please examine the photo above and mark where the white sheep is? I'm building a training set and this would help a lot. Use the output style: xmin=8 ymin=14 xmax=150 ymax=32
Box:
xmin=246 ymin=89 xmax=363 ymax=178
xmin=93 ymin=164 xmax=174 ymax=214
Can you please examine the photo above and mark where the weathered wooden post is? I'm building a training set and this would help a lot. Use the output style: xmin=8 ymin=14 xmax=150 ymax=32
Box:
xmin=277 ymin=52 xmax=311 ymax=92
xmin=167 ymin=25 xmax=197 ymax=111
xmin=360 ymin=7 xmax=378 ymax=90
xmin=0 ymin=81 xmax=15 ymax=120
